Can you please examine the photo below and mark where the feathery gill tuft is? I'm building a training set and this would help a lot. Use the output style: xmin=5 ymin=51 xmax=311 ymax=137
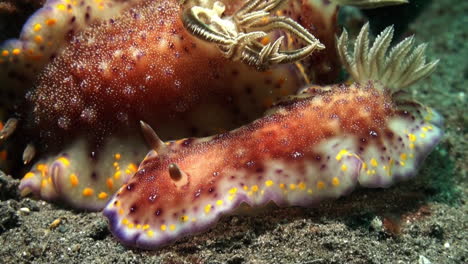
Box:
xmin=337 ymin=22 xmax=439 ymax=89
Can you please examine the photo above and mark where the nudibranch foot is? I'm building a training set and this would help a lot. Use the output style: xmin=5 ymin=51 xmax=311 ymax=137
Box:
xmin=20 ymin=137 xmax=145 ymax=211
xmin=103 ymin=23 xmax=442 ymax=249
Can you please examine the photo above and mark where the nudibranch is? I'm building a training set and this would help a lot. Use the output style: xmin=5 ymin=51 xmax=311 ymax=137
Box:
xmin=104 ymin=23 xmax=442 ymax=249
xmin=2 ymin=0 xmax=337 ymax=210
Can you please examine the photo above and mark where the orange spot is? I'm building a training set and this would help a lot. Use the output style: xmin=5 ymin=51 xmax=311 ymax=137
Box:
xmin=82 ymin=188 xmax=94 ymax=196
xmin=106 ymin=178 xmax=114 ymax=190
xmin=1 ymin=50 xmax=8 ymax=57
xmin=34 ymin=35 xmax=43 ymax=44
xmin=98 ymin=192 xmax=108 ymax=199
xmin=114 ymin=153 xmax=121 ymax=160
xmin=45 ymin=19 xmax=57 ymax=26
xmin=12 ymin=49 xmax=21 ymax=55
xmin=127 ymin=163 xmax=137 ymax=173
xmin=316 ymin=181 xmax=325 ymax=190
xmin=69 ymin=174 xmax=79 ymax=187
xmin=260 ymin=36 xmax=270 ymax=45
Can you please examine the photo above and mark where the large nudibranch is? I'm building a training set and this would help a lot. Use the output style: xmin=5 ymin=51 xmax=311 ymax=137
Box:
xmin=104 ymin=23 xmax=442 ymax=249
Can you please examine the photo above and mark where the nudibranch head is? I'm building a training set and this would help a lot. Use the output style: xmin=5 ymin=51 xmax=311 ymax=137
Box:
xmin=104 ymin=21 xmax=442 ymax=249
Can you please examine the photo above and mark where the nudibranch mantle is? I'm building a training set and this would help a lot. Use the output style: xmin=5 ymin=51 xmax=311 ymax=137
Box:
xmin=103 ymin=22 xmax=442 ymax=249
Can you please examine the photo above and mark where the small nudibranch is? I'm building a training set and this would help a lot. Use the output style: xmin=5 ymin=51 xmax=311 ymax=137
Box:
xmin=103 ymin=23 xmax=442 ymax=249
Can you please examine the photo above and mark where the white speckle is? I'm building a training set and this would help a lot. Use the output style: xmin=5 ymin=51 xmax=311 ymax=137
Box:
xmin=113 ymin=49 xmax=122 ymax=57
xmin=419 ymin=255 xmax=432 ymax=264
xmin=18 ymin=207 xmax=30 ymax=214
xmin=444 ymin=242 xmax=450 ymax=248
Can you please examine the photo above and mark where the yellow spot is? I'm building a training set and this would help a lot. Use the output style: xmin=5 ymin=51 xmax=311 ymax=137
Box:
xmin=204 ymin=204 xmax=212 ymax=213
xmin=409 ymin=143 xmax=415 ymax=149
xmin=335 ymin=149 xmax=348 ymax=161
xmin=251 ymin=185 xmax=259 ymax=192
xmin=41 ymin=179 xmax=47 ymax=188
xmin=307 ymin=189 xmax=313 ymax=194
xmin=33 ymin=23 xmax=42 ymax=32
xmin=118 ymin=208 xmax=124 ymax=215
xmin=136 ymin=224 xmax=141 ymax=229
xmin=160 ymin=224 xmax=167 ymax=231
xmin=57 ymin=157 xmax=70 ymax=167
xmin=400 ymin=153 xmax=407 ymax=161
xmin=370 ymin=158 xmax=378 ymax=167
xmin=82 ymin=188 xmax=94 ymax=197
xmin=228 ymin=196 xmax=234 ymax=201
xmin=24 ymin=172 xmax=35 ymax=179
xmin=69 ymin=173 xmax=79 ymax=187
xmin=128 ymin=223 xmax=134 ymax=229
xmin=289 ymin=184 xmax=296 ymax=190
xmin=316 ymin=181 xmax=325 ymax=190
xmin=279 ymin=183 xmax=285 ymax=189
xmin=399 ymin=161 xmax=406 ymax=166
xmin=298 ymin=182 xmax=306 ymax=190
xmin=341 ymin=164 xmax=348 ymax=172
xmin=115 ymin=200 xmax=121 ymax=207
xmin=409 ymin=153 xmax=414 ymax=158
xmin=114 ymin=171 xmax=121 ymax=180
xmin=106 ymin=178 xmax=114 ymax=190
xmin=12 ymin=49 xmax=21 ymax=55
xmin=422 ymin=127 xmax=428 ymax=132
xmin=228 ymin=188 xmax=237 ymax=194
xmin=181 ymin=216 xmax=189 ymax=222
xmin=420 ymin=133 xmax=426 ymax=138
xmin=113 ymin=162 xmax=118 ymax=167
xmin=45 ymin=19 xmax=57 ymax=26
xmin=216 ymin=200 xmax=223 ymax=206
xmin=332 ymin=177 xmax=340 ymax=187
xmin=143 ymin=224 xmax=150 ymax=230
xmin=243 ymin=186 xmax=248 ymax=191
xmin=147 ymin=230 xmax=154 ymax=237
xmin=57 ymin=4 xmax=66 ymax=10
xmin=265 ymin=180 xmax=274 ymax=187
xmin=408 ymin=134 xmax=417 ymax=142
xmin=169 ymin=224 xmax=176 ymax=231
xmin=114 ymin=153 xmax=121 ymax=160
xmin=127 ymin=163 xmax=138 ymax=173
xmin=34 ymin=35 xmax=43 ymax=44
xmin=122 ymin=218 xmax=129 ymax=225
xmin=1 ymin=50 xmax=9 ymax=56
xmin=98 ymin=192 xmax=108 ymax=199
